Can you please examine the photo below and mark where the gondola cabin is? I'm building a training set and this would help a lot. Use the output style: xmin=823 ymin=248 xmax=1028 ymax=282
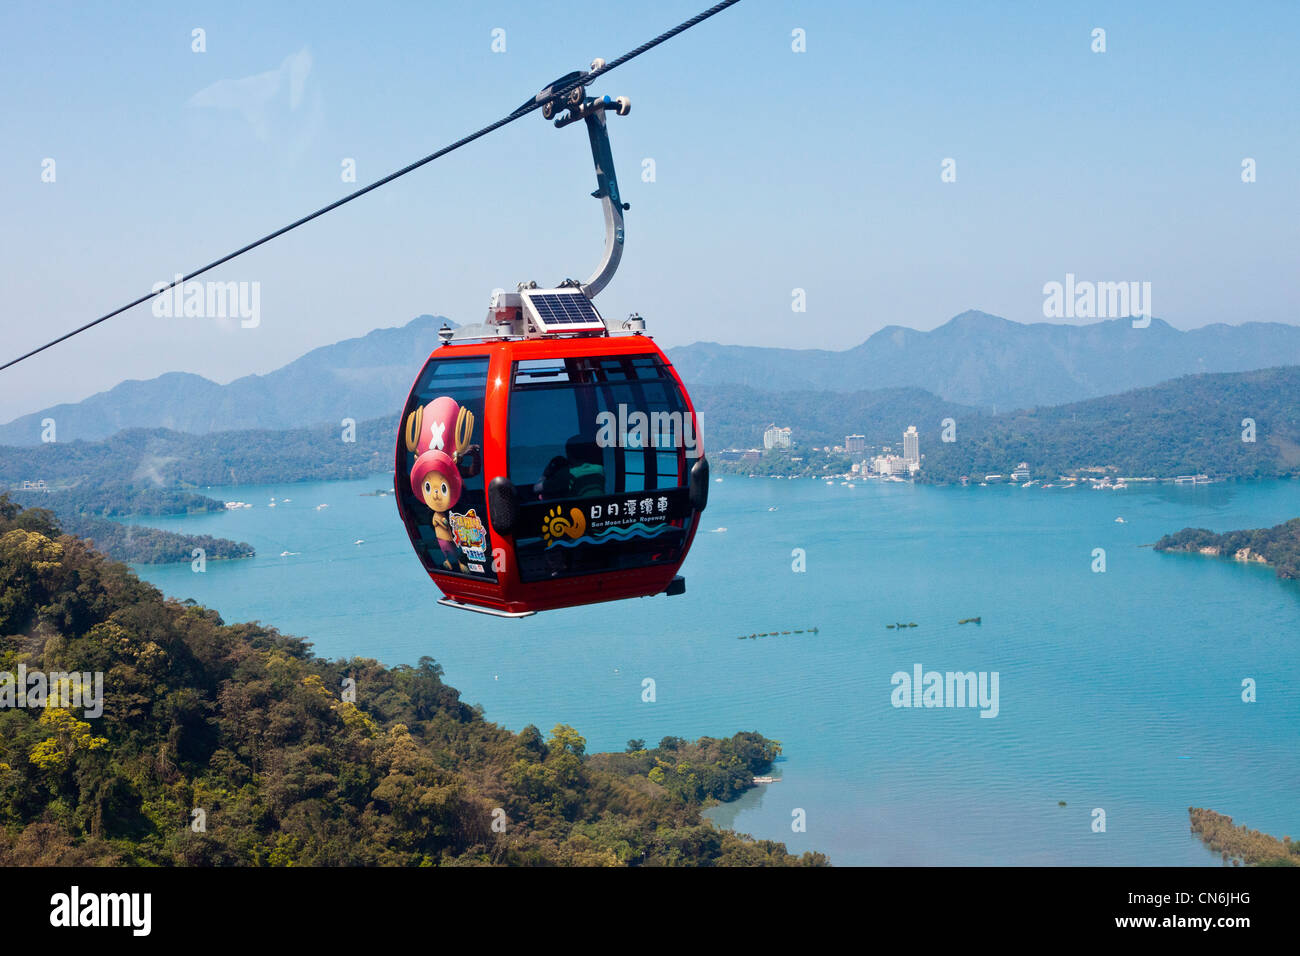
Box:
xmin=394 ymin=82 xmax=709 ymax=616
xmin=395 ymin=291 xmax=708 ymax=616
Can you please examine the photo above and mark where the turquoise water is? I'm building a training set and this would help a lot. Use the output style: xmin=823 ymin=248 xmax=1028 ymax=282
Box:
xmin=132 ymin=475 xmax=1300 ymax=866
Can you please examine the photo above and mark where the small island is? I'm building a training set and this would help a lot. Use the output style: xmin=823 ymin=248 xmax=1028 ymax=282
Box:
xmin=1154 ymin=517 xmax=1300 ymax=581
xmin=1189 ymin=808 xmax=1298 ymax=866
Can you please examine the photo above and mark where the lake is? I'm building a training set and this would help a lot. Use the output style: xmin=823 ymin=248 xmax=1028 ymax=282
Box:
xmin=132 ymin=474 xmax=1300 ymax=865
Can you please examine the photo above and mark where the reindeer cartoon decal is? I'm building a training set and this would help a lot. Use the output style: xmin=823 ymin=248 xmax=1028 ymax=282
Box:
xmin=405 ymin=396 xmax=484 ymax=572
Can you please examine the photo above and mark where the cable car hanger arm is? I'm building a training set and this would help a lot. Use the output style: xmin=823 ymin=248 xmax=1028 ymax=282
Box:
xmin=552 ymin=88 xmax=631 ymax=299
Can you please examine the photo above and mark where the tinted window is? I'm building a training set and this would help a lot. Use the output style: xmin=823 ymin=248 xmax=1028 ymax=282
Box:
xmin=507 ymin=355 xmax=700 ymax=582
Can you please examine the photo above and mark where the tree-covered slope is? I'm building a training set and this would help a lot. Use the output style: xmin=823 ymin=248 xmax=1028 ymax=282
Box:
xmin=0 ymin=498 xmax=825 ymax=866
xmin=8 ymin=487 xmax=253 ymax=565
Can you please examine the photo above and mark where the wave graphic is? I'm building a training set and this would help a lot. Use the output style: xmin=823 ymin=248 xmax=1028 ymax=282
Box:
xmin=548 ymin=522 xmax=675 ymax=549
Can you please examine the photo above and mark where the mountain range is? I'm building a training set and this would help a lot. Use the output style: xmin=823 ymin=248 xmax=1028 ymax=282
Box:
xmin=0 ymin=315 xmax=453 ymax=445
xmin=668 ymin=311 xmax=1300 ymax=410
xmin=4 ymin=309 xmax=1300 ymax=445
xmin=5 ymin=366 xmax=1296 ymax=490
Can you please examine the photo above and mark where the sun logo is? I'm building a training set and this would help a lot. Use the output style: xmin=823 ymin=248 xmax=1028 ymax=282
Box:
xmin=543 ymin=506 xmax=586 ymax=547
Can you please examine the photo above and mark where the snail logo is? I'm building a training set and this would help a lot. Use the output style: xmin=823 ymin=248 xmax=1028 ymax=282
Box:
xmin=543 ymin=506 xmax=586 ymax=547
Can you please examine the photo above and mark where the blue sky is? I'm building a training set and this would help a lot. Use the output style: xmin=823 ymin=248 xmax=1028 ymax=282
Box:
xmin=1 ymin=0 xmax=1297 ymax=420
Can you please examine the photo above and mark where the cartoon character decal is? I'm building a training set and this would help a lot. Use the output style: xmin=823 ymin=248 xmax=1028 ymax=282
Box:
xmin=405 ymin=396 xmax=483 ymax=573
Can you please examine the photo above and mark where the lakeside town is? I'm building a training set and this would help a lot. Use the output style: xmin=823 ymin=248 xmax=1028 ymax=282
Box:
xmin=716 ymin=424 xmax=1216 ymax=488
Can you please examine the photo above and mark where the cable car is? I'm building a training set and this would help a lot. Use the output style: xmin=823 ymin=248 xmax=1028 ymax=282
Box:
xmin=394 ymin=71 xmax=709 ymax=617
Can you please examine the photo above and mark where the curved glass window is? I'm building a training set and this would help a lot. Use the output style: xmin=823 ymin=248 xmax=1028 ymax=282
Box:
xmin=507 ymin=355 xmax=700 ymax=582
xmin=398 ymin=357 xmax=495 ymax=580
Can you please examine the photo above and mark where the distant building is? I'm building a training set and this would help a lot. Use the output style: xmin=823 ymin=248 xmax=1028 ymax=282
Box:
xmin=763 ymin=424 xmax=793 ymax=450
xmin=845 ymin=434 xmax=867 ymax=455
xmin=903 ymin=426 xmax=919 ymax=465
xmin=1011 ymin=462 xmax=1031 ymax=481
xmin=719 ymin=448 xmax=763 ymax=463
xmin=871 ymin=454 xmax=913 ymax=477
xmin=20 ymin=480 xmax=48 ymax=492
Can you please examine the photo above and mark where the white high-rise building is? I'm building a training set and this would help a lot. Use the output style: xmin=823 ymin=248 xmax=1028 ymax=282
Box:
xmin=763 ymin=424 xmax=793 ymax=450
xmin=903 ymin=426 xmax=919 ymax=464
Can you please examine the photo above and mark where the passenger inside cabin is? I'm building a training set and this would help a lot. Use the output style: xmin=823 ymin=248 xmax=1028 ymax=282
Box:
xmin=566 ymin=436 xmax=606 ymax=497
xmin=534 ymin=434 xmax=606 ymax=500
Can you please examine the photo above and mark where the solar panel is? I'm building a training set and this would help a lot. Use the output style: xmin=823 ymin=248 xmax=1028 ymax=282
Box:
xmin=521 ymin=289 xmax=606 ymax=333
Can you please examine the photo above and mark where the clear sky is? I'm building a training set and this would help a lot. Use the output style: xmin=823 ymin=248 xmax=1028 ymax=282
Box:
xmin=1 ymin=0 xmax=1297 ymax=421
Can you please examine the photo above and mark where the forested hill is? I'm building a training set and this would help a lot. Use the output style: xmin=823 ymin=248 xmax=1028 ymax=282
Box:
xmin=916 ymin=366 xmax=1300 ymax=483
xmin=0 ymin=498 xmax=826 ymax=866
xmin=0 ymin=418 xmax=396 ymax=489
xmin=8 ymin=487 xmax=253 ymax=565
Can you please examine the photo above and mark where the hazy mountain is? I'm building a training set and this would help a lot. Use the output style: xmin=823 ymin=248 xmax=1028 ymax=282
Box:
xmin=8 ymin=309 xmax=1300 ymax=446
xmin=5 ymin=367 xmax=1296 ymax=491
xmin=667 ymin=311 xmax=1300 ymax=411
xmin=0 ymin=315 xmax=452 ymax=445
